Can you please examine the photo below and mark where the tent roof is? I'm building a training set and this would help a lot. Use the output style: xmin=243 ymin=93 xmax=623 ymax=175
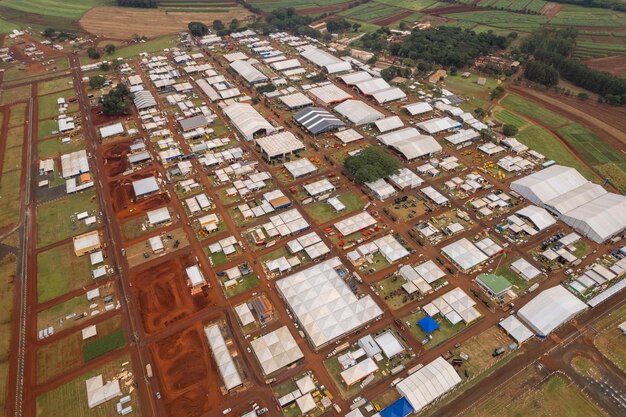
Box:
xmin=418 ymin=316 xmax=440 ymax=334
xmin=334 ymin=100 xmax=384 ymax=125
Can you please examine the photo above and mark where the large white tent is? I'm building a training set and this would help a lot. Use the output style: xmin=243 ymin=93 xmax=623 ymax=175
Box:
xmin=334 ymin=100 xmax=384 ymax=126
xmin=511 ymin=165 xmax=626 ymax=242
xmin=334 ymin=211 xmax=377 ymax=236
xmin=204 ymin=324 xmax=243 ymax=390
xmin=250 ymin=326 xmax=304 ymax=375
xmin=396 ymin=357 xmax=462 ymax=413
xmin=276 ymin=257 xmax=383 ymax=350
xmin=515 ymin=205 xmax=556 ymax=231
xmin=499 ymin=316 xmax=534 ymax=344
xmin=377 ymin=128 xmax=441 ymax=160
xmin=300 ymin=47 xmax=351 ymax=73
xmin=442 ymin=238 xmax=489 ymax=271
xmin=223 ymin=102 xmax=276 ymax=141
xmin=517 ymin=285 xmax=587 ymax=337
xmin=230 ymin=60 xmax=268 ymax=84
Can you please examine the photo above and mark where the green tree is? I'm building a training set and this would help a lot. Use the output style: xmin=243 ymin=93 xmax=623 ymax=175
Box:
xmin=490 ymin=86 xmax=505 ymax=100
xmin=99 ymin=62 xmax=110 ymax=72
xmin=577 ymin=92 xmax=589 ymax=101
xmin=213 ymin=19 xmax=225 ymax=31
xmin=89 ymin=75 xmax=105 ymax=89
xmin=105 ymin=44 xmax=116 ymax=54
xmin=344 ymin=147 xmax=400 ymax=184
xmin=87 ymin=47 xmax=100 ymax=60
xmin=229 ymin=18 xmax=239 ymax=31
xmin=502 ymin=124 xmax=518 ymax=137
xmin=102 ymin=84 xmax=132 ymax=116
xmin=188 ymin=21 xmax=208 ymax=37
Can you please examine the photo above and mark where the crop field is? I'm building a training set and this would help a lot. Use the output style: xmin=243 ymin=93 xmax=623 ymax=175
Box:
xmin=0 ymin=0 xmax=113 ymax=20
xmin=158 ymin=0 xmax=239 ymax=12
xmin=0 ymin=254 xmax=16 ymax=412
xmin=376 ymin=0 xmax=437 ymax=11
xmin=445 ymin=10 xmax=546 ymax=32
xmin=478 ymin=0 xmax=546 ymax=13
xmin=550 ymin=5 xmax=626 ymax=27
xmin=248 ymin=0 xmax=351 ymax=13
xmin=573 ymin=40 xmax=626 ymax=59
xmin=339 ymin=2 xmax=407 ymax=24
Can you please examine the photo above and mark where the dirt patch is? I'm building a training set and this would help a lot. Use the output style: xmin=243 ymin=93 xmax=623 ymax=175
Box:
xmin=373 ymin=9 xmax=415 ymax=26
xmin=130 ymin=253 xmax=199 ymax=334
xmin=108 ymin=171 xmax=169 ymax=218
xmin=540 ymin=2 xmax=563 ymax=20
xmin=80 ymin=6 xmax=252 ymax=39
xmin=102 ymin=139 xmax=132 ymax=177
xmin=90 ymin=106 xmax=124 ymax=126
xmin=150 ymin=323 xmax=221 ymax=417
xmin=583 ymin=55 xmax=626 ymax=78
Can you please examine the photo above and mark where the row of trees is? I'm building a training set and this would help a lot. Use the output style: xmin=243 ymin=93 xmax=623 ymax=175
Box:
xmin=344 ymin=147 xmax=400 ymax=184
xmin=117 ymin=0 xmax=157 ymax=8
xmin=326 ymin=18 xmax=358 ymax=34
xmin=521 ymin=28 xmax=626 ymax=104
xmin=251 ymin=7 xmax=321 ymax=39
xmin=549 ymin=0 xmax=626 ymax=12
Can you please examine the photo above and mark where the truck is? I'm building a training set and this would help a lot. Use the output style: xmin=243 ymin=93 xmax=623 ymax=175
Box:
xmin=527 ymin=283 xmax=539 ymax=293
xmin=492 ymin=347 xmax=505 ymax=357
xmin=146 ymin=364 xmax=153 ymax=379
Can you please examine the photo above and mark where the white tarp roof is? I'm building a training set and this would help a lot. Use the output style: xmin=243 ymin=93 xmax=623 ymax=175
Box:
xmin=510 ymin=258 xmax=541 ymax=281
xmin=235 ymin=303 xmax=255 ymax=326
xmin=335 ymin=128 xmax=363 ymax=143
xmin=279 ymin=92 xmax=313 ymax=109
xmin=284 ymin=158 xmax=317 ymax=178
xmin=296 ymin=393 xmax=317 ymax=413
xmin=396 ymin=356 xmax=462 ymax=413
xmin=276 ymin=257 xmax=383 ymax=349
xmin=560 ymin=193 xmax=626 ymax=243
xmin=99 ymin=122 xmax=124 ymax=139
xmin=204 ymin=324 xmax=243 ymax=390
xmin=230 ymin=60 xmax=268 ymax=84
xmin=334 ymin=100 xmax=384 ymax=126
xmin=334 ymin=211 xmax=377 ymax=236
xmin=517 ymin=285 xmax=588 ymax=337
xmin=250 ymin=326 xmax=304 ymax=375
xmin=60 ymin=150 xmax=89 ymax=178
xmin=375 ymin=116 xmax=404 ymax=133
xmin=416 ymin=117 xmax=461 ymax=134
xmin=256 ymin=131 xmax=304 ymax=159
xmin=85 ymin=375 xmax=121 ymax=408
xmin=377 ymin=127 xmax=441 ymax=160
xmin=339 ymin=71 xmax=373 ymax=85
xmin=340 ymin=357 xmax=378 ymax=386
xmin=404 ymin=102 xmax=433 ymax=115
xmin=301 ymin=47 xmax=351 ymax=73
xmin=499 ymin=316 xmax=534 ymax=344
xmin=355 ymin=78 xmax=391 ymax=95
xmin=303 ymin=178 xmax=335 ymax=196
xmin=510 ymin=165 xmax=588 ymax=208
xmin=374 ymin=330 xmax=404 ymax=358
xmin=516 ymin=205 xmax=555 ymax=231
xmin=147 ymin=207 xmax=170 ymax=225
xmin=223 ymin=102 xmax=275 ymax=141
xmin=442 ymin=238 xmax=488 ymax=271
xmin=388 ymin=168 xmax=423 ymax=189
xmin=132 ymin=176 xmax=159 ymax=197
xmin=373 ymin=87 xmax=406 ymax=104
xmin=308 ymin=83 xmax=352 ymax=104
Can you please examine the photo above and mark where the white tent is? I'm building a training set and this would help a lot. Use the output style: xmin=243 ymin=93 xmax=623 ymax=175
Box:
xmin=276 ymin=257 xmax=383 ymax=350
xmin=517 ymin=285 xmax=588 ymax=337
xmin=516 ymin=205 xmax=556 ymax=231
xmin=510 ymin=258 xmax=541 ymax=281
xmin=499 ymin=316 xmax=533 ymax=344
xmin=250 ymin=326 xmax=304 ymax=375
xmin=334 ymin=211 xmax=377 ymax=236
xmin=334 ymin=100 xmax=384 ymax=126
xmin=223 ymin=102 xmax=276 ymax=141
xmin=396 ymin=357 xmax=461 ymax=413
xmin=442 ymin=238 xmax=488 ymax=271
xmin=204 ymin=324 xmax=243 ymax=390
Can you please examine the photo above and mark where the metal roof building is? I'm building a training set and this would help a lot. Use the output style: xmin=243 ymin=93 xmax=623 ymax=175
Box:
xmin=223 ymin=102 xmax=276 ymax=141
xmin=375 ymin=116 xmax=404 ymax=133
xmin=204 ymin=324 xmax=243 ymax=391
xmin=517 ymin=285 xmax=588 ymax=337
xmin=334 ymin=100 xmax=384 ymax=126
xmin=60 ymin=150 xmax=89 ymax=178
xmin=255 ymin=131 xmax=304 ymax=161
xmin=250 ymin=326 xmax=303 ymax=375
xmin=515 ymin=205 xmax=556 ymax=231
xmin=403 ymin=102 xmax=433 ymax=116
xmin=293 ymin=106 xmax=345 ymax=134
xmin=276 ymin=257 xmax=383 ymax=350
xmin=416 ymin=117 xmax=462 ymax=134
xmin=499 ymin=316 xmax=534 ymax=344
xmin=132 ymin=176 xmax=159 ymax=198
xmin=279 ymin=92 xmax=313 ymax=109
xmin=442 ymin=238 xmax=489 ymax=271
xmin=396 ymin=357 xmax=462 ymax=413
xmin=334 ymin=211 xmax=377 ymax=236
xmin=271 ymin=58 xmax=301 ymax=71
xmin=339 ymin=71 xmax=374 ymax=86
xmin=179 ymin=114 xmax=211 ymax=132
xmin=229 ymin=60 xmax=268 ymax=84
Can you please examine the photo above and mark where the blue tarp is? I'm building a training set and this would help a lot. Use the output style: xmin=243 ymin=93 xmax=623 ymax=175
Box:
xmin=418 ymin=315 xmax=440 ymax=334
xmin=380 ymin=397 xmax=414 ymax=417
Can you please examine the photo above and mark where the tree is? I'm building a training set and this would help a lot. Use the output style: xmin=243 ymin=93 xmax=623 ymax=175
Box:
xmin=474 ymin=107 xmax=485 ymax=117
xmin=213 ymin=19 xmax=225 ymax=31
xmin=502 ymin=124 xmax=518 ymax=137
xmin=256 ymin=83 xmax=276 ymax=94
xmin=105 ymin=44 xmax=116 ymax=54
xmin=366 ymin=55 xmax=377 ymax=65
xmin=43 ymin=28 xmax=56 ymax=38
xmin=577 ymin=92 xmax=589 ymax=101
xmin=89 ymin=75 xmax=106 ymax=89
xmin=229 ymin=18 xmax=239 ymax=31
xmin=398 ymin=22 xmax=408 ymax=31
xmin=87 ymin=47 xmax=100 ymax=60
xmin=490 ymin=86 xmax=505 ymax=100
xmin=99 ymin=62 xmax=110 ymax=72
xmin=102 ymin=84 xmax=132 ymax=116
xmin=188 ymin=21 xmax=208 ymax=37
xmin=344 ymin=147 xmax=400 ymax=184
xmin=524 ymin=60 xmax=559 ymax=87
xmin=352 ymin=22 xmax=361 ymax=32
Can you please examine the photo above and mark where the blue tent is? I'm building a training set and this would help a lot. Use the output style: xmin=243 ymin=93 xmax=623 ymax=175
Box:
xmin=418 ymin=316 xmax=440 ymax=334
xmin=380 ymin=397 xmax=414 ymax=417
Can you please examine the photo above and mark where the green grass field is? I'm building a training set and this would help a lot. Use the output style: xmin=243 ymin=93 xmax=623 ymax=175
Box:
xmin=38 ymin=89 xmax=77 ymax=120
xmin=249 ymin=0 xmax=350 ymax=12
xmin=1 ymin=0 xmax=113 ymax=20
xmin=8 ymin=104 xmax=26 ymax=128
xmin=1 ymin=84 xmax=31 ymax=106
xmin=573 ymin=40 xmax=626 ymax=59
xmin=339 ymin=2 xmax=405 ymax=23
xmin=38 ymin=77 xmax=75 ymax=96
xmin=36 ymin=315 xmax=122 ymax=383
xmin=36 ymin=355 xmax=141 ymax=417
xmin=37 ymin=242 xmax=94 ymax=303
xmin=0 ymin=254 xmax=16 ymax=412
xmin=222 ymin=273 xmax=260 ymax=298
xmin=83 ymin=328 xmax=125 ymax=361
xmin=403 ymin=310 xmax=471 ymax=349
xmin=445 ymin=10 xmax=546 ymax=32
xmin=551 ymin=5 xmax=626 ymax=27
xmin=0 ymin=126 xmax=24 ymax=229
xmin=478 ymin=0 xmax=546 ymax=13
xmin=493 ymin=109 xmax=528 ymax=129
xmin=376 ymin=0 xmax=437 ymax=11
xmin=304 ymin=191 xmax=365 ymax=224
xmin=80 ymin=34 xmax=178 ymax=64
xmin=37 ymin=190 xmax=98 ymax=247
xmin=37 ymin=135 xmax=85 ymax=159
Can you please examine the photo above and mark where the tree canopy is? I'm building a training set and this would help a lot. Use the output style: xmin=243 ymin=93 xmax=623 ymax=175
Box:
xmin=344 ymin=147 xmax=400 ymax=184
xmin=102 ymin=85 xmax=133 ymax=116
xmin=188 ymin=21 xmax=208 ymax=37
xmin=117 ymin=0 xmax=157 ymax=8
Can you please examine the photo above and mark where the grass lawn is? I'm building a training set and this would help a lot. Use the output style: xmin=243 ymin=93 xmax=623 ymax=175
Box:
xmin=37 ymin=242 xmax=95 ymax=303
xmin=375 ymin=274 xmax=412 ymax=310
xmin=38 ymin=89 xmax=77 ymax=120
xmin=446 ymin=10 xmax=547 ymax=32
xmin=404 ymin=310 xmax=470 ymax=349
xmin=594 ymin=304 xmax=626 ymax=372
xmin=206 ymin=245 xmax=242 ymax=267
xmin=493 ymin=108 xmax=527 ymax=130
xmin=465 ymin=371 xmax=606 ymax=417
xmin=385 ymin=196 xmax=428 ymax=222
xmin=8 ymin=103 xmax=26 ymax=128
xmin=37 ymin=135 xmax=85 ymax=158
xmin=83 ymin=328 xmax=125 ymax=361
xmin=304 ymin=191 xmax=365 ymax=224
xmin=38 ymin=77 xmax=74 ymax=96
xmin=80 ymin=34 xmax=178 ymax=64
xmin=36 ymin=354 xmax=141 ymax=417
xmin=0 ymin=253 xmax=16 ymax=411
xmin=37 ymin=190 xmax=98 ymax=247
xmin=0 ymin=84 xmax=31 ymax=105
xmin=36 ymin=315 xmax=121 ymax=383
xmin=222 ymin=273 xmax=260 ymax=298
xmin=38 ymin=119 xmax=59 ymax=138
xmin=500 ymin=94 xmax=570 ymax=129
xmin=453 ymin=326 xmax=514 ymax=376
